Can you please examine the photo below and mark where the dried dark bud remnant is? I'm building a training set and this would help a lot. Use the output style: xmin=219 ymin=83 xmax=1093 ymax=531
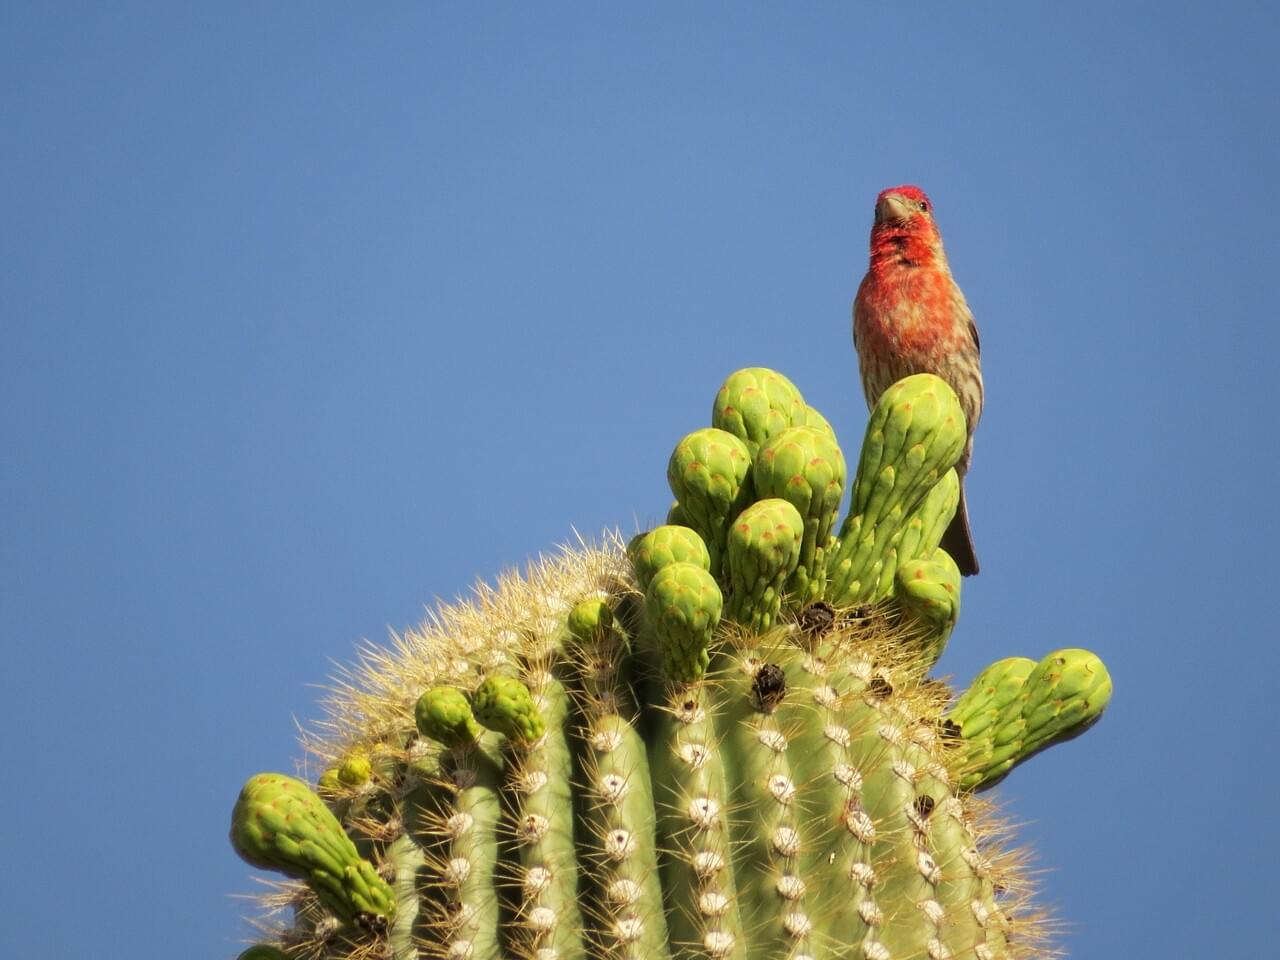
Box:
xmin=751 ymin=663 xmax=787 ymax=712
xmin=798 ymin=601 xmax=837 ymax=638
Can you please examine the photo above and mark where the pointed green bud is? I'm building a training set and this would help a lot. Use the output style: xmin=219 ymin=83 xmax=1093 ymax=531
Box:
xmin=667 ymin=427 xmax=753 ymax=578
xmin=724 ymin=498 xmax=804 ymax=630
xmin=826 ymin=374 xmax=967 ymax=604
xmin=952 ymin=649 xmax=1113 ymax=790
xmin=711 ymin=367 xmax=808 ymax=457
xmin=893 ymin=548 xmax=961 ymax=667
xmin=567 ymin=597 xmax=614 ymax=643
xmin=752 ymin=426 xmax=847 ymax=605
xmin=645 ymin=561 xmax=723 ymax=684
xmin=472 ymin=675 xmax=545 ymax=742
xmin=230 ymin=773 xmax=396 ymax=928
xmin=414 ymin=686 xmax=482 ymax=748
xmin=627 ymin=524 xmax=712 ymax=592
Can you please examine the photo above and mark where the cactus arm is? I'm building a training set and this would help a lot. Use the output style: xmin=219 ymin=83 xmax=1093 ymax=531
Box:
xmin=230 ymin=773 xmax=396 ymax=930
xmin=952 ymin=649 xmax=1114 ymax=791
xmin=826 ymin=375 xmax=966 ymax=605
xmin=645 ymin=563 xmax=723 ymax=685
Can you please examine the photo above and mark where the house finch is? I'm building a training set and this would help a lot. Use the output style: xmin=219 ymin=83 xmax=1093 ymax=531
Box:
xmin=852 ymin=185 xmax=984 ymax=575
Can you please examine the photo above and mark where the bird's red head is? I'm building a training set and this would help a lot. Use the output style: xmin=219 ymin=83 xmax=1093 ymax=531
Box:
xmin=874 ymin=185 xmax=935 ymax=229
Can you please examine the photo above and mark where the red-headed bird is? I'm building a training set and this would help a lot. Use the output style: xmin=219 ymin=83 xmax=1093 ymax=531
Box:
xmin=852 ymin=185 xmax=984 ymax=575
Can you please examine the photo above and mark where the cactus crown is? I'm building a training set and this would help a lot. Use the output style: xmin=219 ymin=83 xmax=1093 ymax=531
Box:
xmin=231 ymin=369 xmax=1111 ymax=960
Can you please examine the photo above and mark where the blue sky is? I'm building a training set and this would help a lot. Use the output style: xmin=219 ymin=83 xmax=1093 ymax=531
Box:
xmin=3 ymin=3 xmax=1278 ymax=956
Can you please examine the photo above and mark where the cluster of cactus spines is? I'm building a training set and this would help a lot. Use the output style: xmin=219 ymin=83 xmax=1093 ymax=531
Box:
xmin=231 ymin=367 xmax=1113 ymax=960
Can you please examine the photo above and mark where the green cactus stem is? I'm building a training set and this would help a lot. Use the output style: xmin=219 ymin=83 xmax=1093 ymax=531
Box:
xmin=949 ymin=649 xmax=1114 ymax=790
xmin=405 ymin=723 xmax=504 ymax=960
xmin=229 ymin=773 xmax=396 ymax=931
xmin=723 ymin=498 xmax=804 ymax=631
xmin=567 ymin=598 xmax=672 ymax=960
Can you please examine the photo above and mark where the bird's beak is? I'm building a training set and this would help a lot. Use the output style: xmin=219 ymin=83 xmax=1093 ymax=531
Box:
xmin=875 ymin=194 xmax=915 ymax=224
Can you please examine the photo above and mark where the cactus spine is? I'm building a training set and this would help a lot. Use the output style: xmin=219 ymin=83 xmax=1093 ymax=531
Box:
xmin=231 ymin=369 xmax=1112 ymax=960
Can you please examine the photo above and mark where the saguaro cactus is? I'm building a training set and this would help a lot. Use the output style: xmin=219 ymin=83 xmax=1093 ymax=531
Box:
xmin=230 ymin=368 xmax=1112 ymax=960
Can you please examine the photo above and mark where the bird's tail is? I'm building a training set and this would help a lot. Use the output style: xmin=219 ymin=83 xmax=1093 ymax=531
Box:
xmin=941 ymin=482 xmax=979 ymax=576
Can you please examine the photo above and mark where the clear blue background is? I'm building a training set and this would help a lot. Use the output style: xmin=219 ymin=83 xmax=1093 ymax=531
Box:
xmin=4 ymin=3 xmax=1277 ymax=956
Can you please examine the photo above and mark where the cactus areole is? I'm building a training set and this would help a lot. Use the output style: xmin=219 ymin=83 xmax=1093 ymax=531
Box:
xmin=230 ymin=370 xmax=1112 ymax=960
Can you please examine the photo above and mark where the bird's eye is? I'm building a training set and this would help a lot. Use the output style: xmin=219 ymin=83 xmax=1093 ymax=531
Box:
xmin=918 ymin=201 xmax=929 ymax=212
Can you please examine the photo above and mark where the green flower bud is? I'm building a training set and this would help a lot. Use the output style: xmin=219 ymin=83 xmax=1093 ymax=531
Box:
xmin=627 ymin=524 xmax=712 ymax=592
xmin=472 ymin=675 xmax=545 ymax=742
xmin=711 ymin=367 xmax=808 ymax=457
xmin=414 ymin=686 xmax=482 ymax=748
xmin=752 ymin=425 xmax=847 ymax=605
xmin=667 ymin=427 xmax=753 ymax=578
xmin=724 ymin=498 xmax=804 ymax=631
xmin=645 ymin=561 xmax=723 ymax=684
xmin=567 ymin=597 xmax=614 ymax=642
xmin=336 ymin=752 xmax=372 ymax=787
